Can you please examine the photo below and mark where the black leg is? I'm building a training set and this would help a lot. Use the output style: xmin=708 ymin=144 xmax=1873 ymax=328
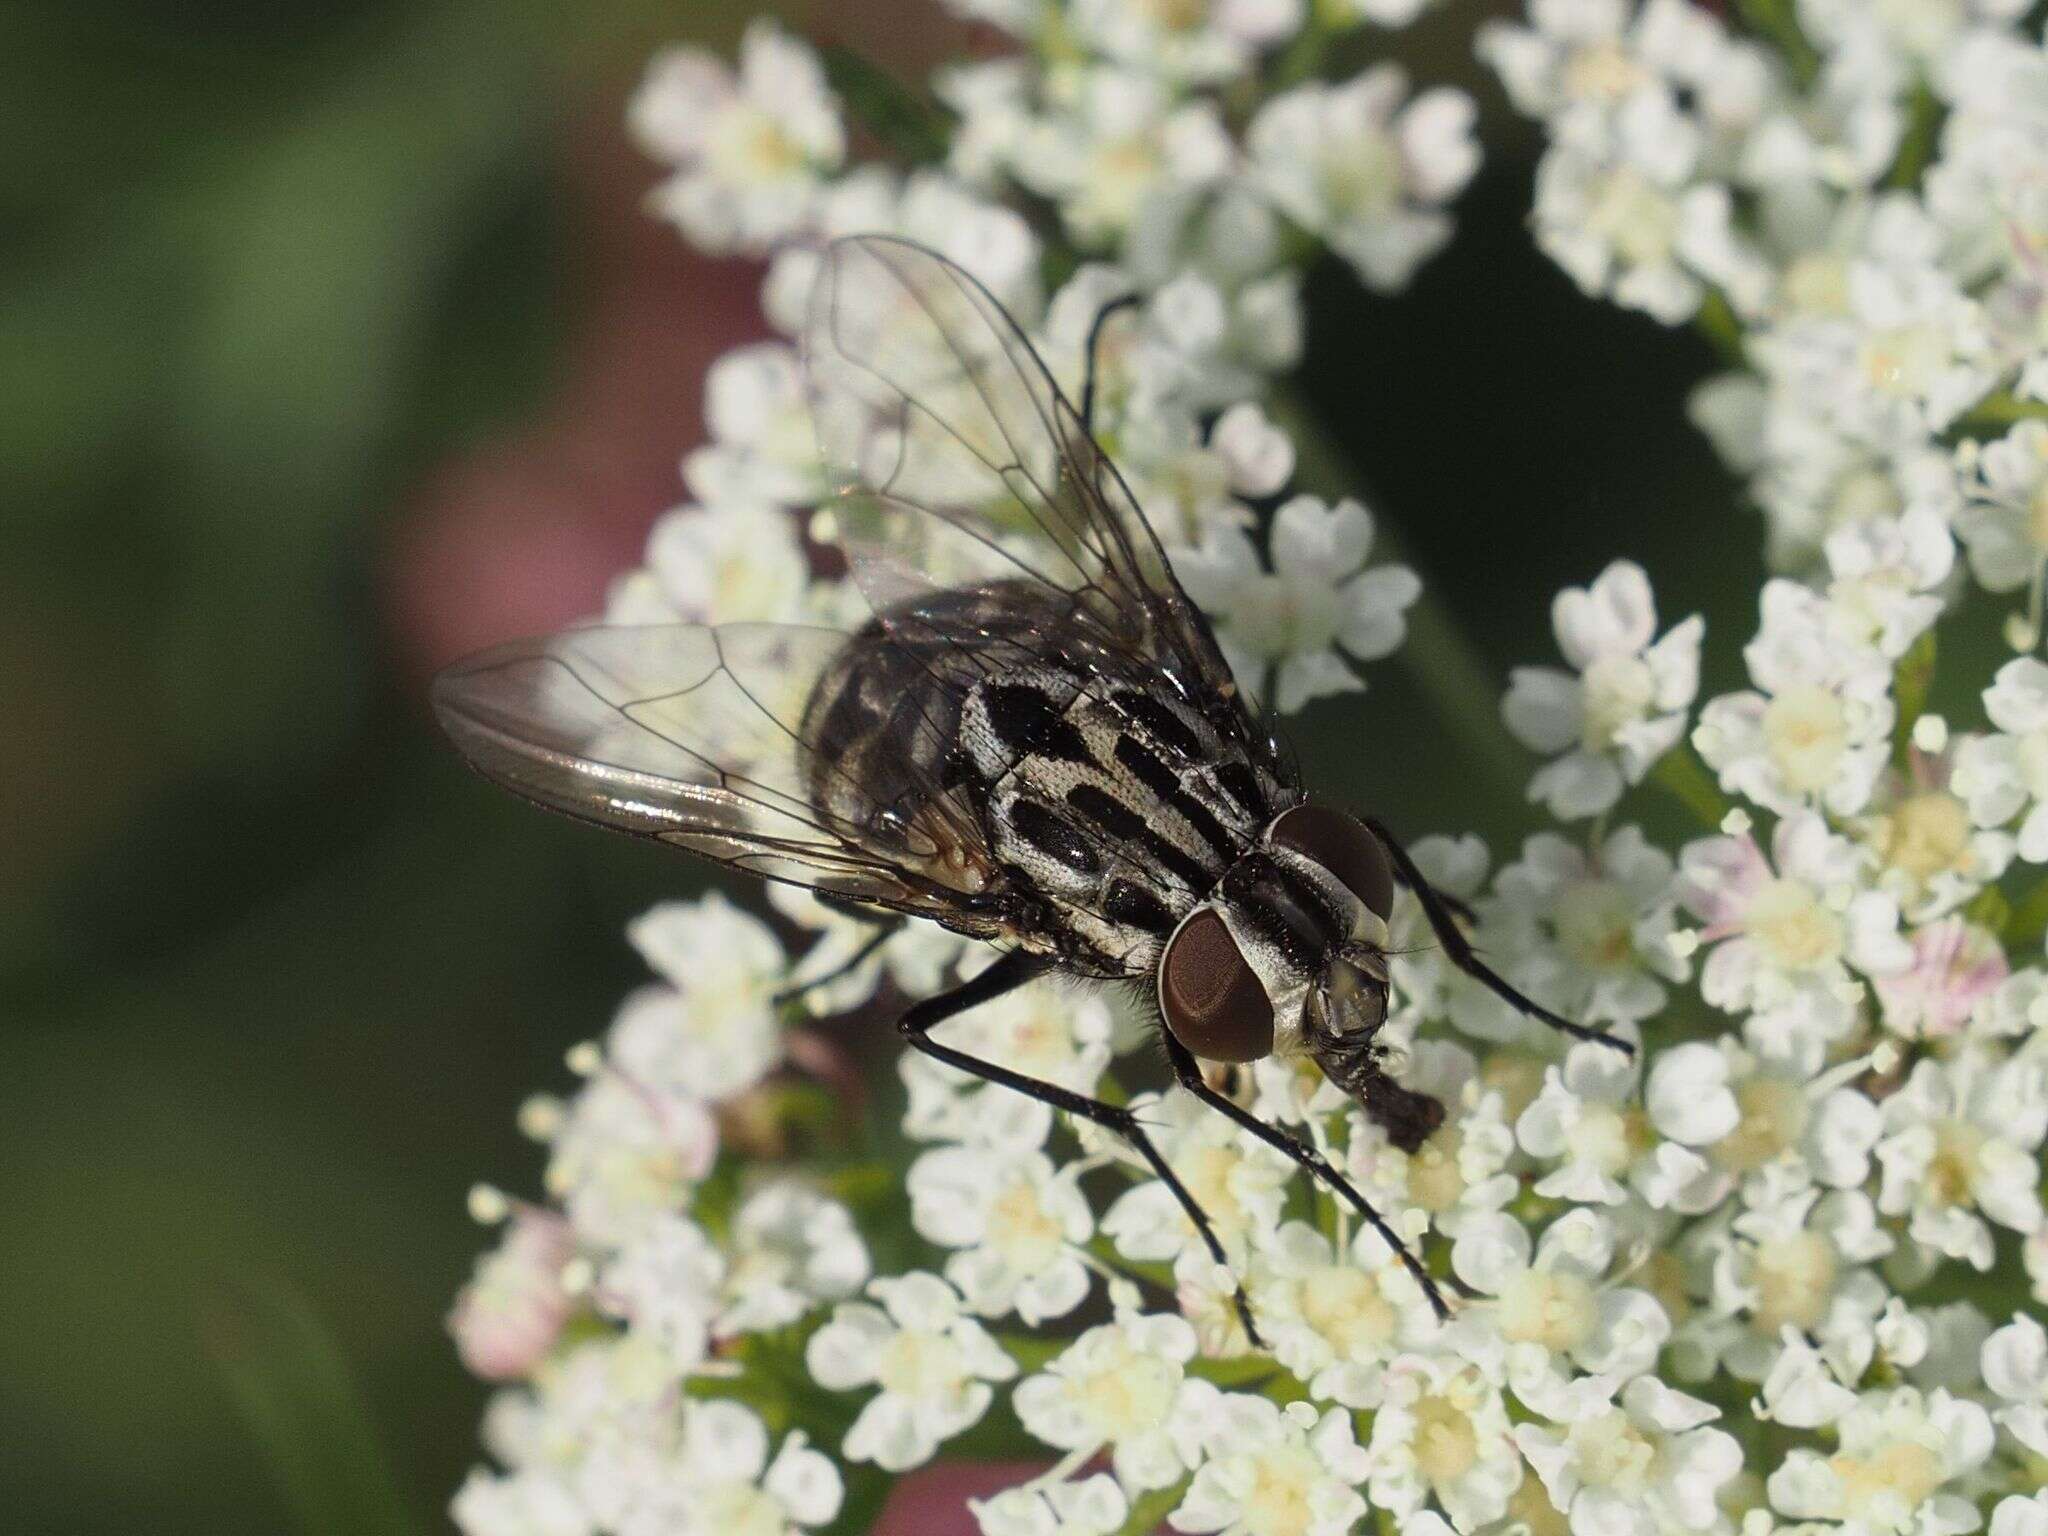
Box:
xmin=773 ymin=918 xmax=902 ymax=1008
xmin=1363 ymin=818 xmax=1632 ymax=1056
xmin=899 ymin=949 xmax=1268 ymax=1347
xmin=1080 ymin=292 xmax=1141 ymax=438
xmin=1162 ymin=1035 xmax=1452 ymax=1322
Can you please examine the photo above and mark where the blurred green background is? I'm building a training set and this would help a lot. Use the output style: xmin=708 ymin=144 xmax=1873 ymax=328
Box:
xmin=0 ymin=1 xmax=1757 ymax=1532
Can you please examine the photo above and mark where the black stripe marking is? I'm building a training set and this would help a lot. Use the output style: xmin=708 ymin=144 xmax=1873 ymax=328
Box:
xmin=1008 ymin=798 xmax=1102 ymax=876
xmin=1104 ymin=879 xmax=1174 ymax=935
xmin=1224 ymin=853 xmax=1315 ymax=965
xmin=984 ymin=683 xmax=1091 ymax=766
xmin=1066 ymin=783 xmax=1211 ymax=893
xmin=1214 ymin=762 xmax=1270 ymax=821
xmin=1114 ymin=689 xmax=1206 ymax=761
xmin=1113 ymin=735 xmax=1241 ymax=866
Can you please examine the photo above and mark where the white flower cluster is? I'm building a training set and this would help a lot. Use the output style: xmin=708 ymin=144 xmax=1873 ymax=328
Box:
xmin=612 ymin=5 xmax=1470 ymax=713
xmin=452 ymin=7 xmax=2048 ymax=1536
xmin=1485 ymin=0 xmax=2048 ymax=576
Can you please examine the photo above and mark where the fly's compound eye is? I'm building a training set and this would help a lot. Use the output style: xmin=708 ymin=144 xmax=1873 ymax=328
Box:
xmin=1157 ymin=907 xmax=1274 ymax=1064
xmin=1269 ymin=804 xmax=1394 ymax=920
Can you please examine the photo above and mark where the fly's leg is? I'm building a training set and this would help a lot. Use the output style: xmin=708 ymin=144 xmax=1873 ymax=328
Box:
xmin=1161 ymin=1035 xmax=1453 ymax=1322
xmin=773 ymin=915 xmax=903 ymax=1009
xmin=1363 ymin=817 xmax=1632 ymax=1056
xmin=899 ymin=949 xmax=1268 ymax=1347
xmin=1080 ymin=293 xmax=1141 ymax=438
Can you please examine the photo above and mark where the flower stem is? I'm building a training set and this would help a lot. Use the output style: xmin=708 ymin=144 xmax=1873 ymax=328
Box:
xmin=1118 ymin=1480 xmax=1191 ymax=1536
xmin=1267 ymin=384 xmax=1529 ymax=811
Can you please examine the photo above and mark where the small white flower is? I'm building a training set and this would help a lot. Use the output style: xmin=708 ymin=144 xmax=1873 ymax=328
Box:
xmin=1369 ymin=1351 xmax=1522 ymax=1531
xmin=1174 ymin=494 xmax=1420 ymax=713
xmin=1656 ymin=1035 xmax=1880 ymax=1194
xmin=1955 ymin=421 xmax=2048 ymax=595
xmin=1759 ymin=1329 xmax=1859 ymax=1429
xmin=973 ymin=1474 xmax=1130 ymax=1536
xmin=1111 ymin=399 xmax=1290 ymax=551
xmin=453 ymin=1468 xmax=590 ymax=1536
xmin=610 ymin=1400 xmax=843 ymax=1536
xmin=1872 ymin=917 xmax=2010 ymax=1042
xmin=681 ymin=344 xmax=823 ymax=510
xmin=1245 ymin=67 xmax=1480 ymax=292
xmin=805 ymin=1271 xmax=1019 ymax=1472
xmin=1755 ymin=249 xmax=1994 ymax=449
xmin=1490 ymin=827 xmax=1690 ymax=1025
xmin=1102 ymin=1090 xmax=1290 ymax=1265
xmin=629 ymin=21 xmax=843 ymax=254
xmin=607 ymin=503 xmax=812 ymax=628
xmin=1982 ymin=1312 xmax=2048 ymax=1460
xmin=1994 ymin=1496 xmax=2048 ymax=1536
xmin=717 ymin=1181 xmax=870 ymax=1335
xmin=1251 ymin=1220 xmax=1440 ymax=1407
xmin=1453 ymin=1207 xmax=1671 ymax=1395
xmin=1678 ymin=813 xmax=1909 ymax=1051
xmin=908 ymin=1145 xmax=1095 ymax=1323
xmin=613 ymin=895 xmax=789 ymax=1103
xmin=1702 ymin=1185 xmax=1893 ymax=1384
xmin=1342 ymin=1041 xmax=1520 ymax=1241
xmin=1171 ymin=1386 xmax=1372 ymax=1536
xmin=1518 ymin=1376 xmax=1740 ymax=1536
xmin=1503 ymin=560 xmax=1703 ymax=819
xmin=1857 ymin=748 xmax=2014 ymax=923
xmin=1953 ymin=657 xmax=2048 ymax=861
xmin=1875 ymin=1047 xmax=2048 ymax=1270
xmin=545 ymin=1072 xmax=718 ymax=1248
xmin=1767 ymin=1387 xmax=1993 ymax=1536
xmin=450 ymin=1213 xmax=575 ymax=1382
xmin=1517 ymin=1039 xmax=1699 ymax=1210
xmin=597 ymin=1213 xmax=723 ymax=1374
xmin=1013 ymin=64 xmax=1233 ymax=247
xmin=1013 ymin=1311 xmax=1204 ymax=1494
xmin=1695 ymin=579 xmax=1894 ymax=818
xmin=1528 ymin=85 xmax=1767 ymax=324
xmin=1821 ymin=510 xmax=1954 ymax=660
xmin=1070 ymin=0 xmax=1302 ymax=87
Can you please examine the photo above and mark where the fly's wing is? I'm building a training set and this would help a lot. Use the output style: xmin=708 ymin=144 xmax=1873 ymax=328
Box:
xmin=431 ymin=622 xmax=1004 ymax=928
xmin=803 ymin=234 xmax=1287 ymax=783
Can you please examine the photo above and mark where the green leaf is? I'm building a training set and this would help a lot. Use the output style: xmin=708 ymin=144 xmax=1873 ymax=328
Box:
xmin=820 ymin=44 xmax=952 ymax=166
xmin=205 ymin=1275 xmax=426 ymax=1536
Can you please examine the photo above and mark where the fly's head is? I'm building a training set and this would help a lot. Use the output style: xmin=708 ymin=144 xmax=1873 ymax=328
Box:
xmin=1156 ymin=804 xmax=1430 ymax=1125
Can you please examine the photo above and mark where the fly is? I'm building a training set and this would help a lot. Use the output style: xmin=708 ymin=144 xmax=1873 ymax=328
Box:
xmin=432 ymin=235 xmax=1630 ymax=1342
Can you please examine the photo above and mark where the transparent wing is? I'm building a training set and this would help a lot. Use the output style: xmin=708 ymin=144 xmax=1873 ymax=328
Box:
xmin=431 ymin=622 xmax=1004 ymax=927
xmin=803 ymin=234 xmax=1284 ymax=778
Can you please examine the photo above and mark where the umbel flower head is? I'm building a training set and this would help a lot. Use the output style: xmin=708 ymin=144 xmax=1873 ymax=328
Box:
xmin=447 ymin=5 xmax=2048 ymax=1536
